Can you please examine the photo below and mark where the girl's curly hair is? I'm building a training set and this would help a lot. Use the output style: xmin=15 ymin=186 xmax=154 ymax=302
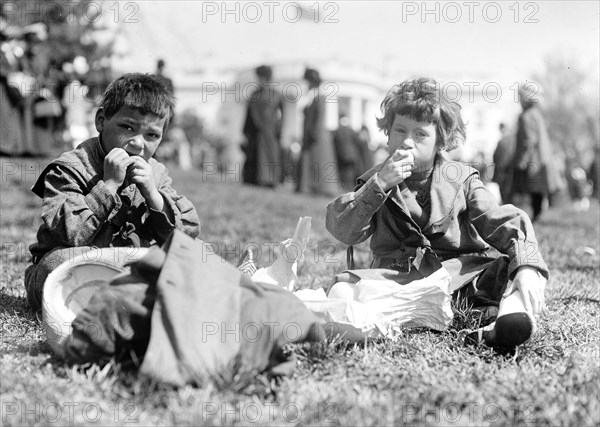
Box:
xmin=376 ymin=77 xmax=466 ymax=151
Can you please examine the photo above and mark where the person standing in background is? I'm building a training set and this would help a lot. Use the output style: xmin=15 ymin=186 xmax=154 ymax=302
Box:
xmin=23 ymin=23 xmax=58 ymax=157
xmin=357 ymin=124 xmax=375 ymax=173
xmin=333 ymin=115 xmax=362 ymax=191
xmin=492 ymin=123 xmax=516 ymax=204
xmin=152 ymin=59 xmax=176 ymax=162
xmin=512 ymin=84 xmax=557 ymax=222
xmin=296 ymin=67 xmax=340 ymax=196
xmin=0 ymin=22 xmax=50 ymax=156
xmin=590 ymin=145 xmax=600 ymax=201
xmin=0 ymin=22 xmax=25 ymax=156
xmin=242 ymin=65 xmax=284 ymax=187
xmin=154 ymin=59 xmax=174 ymax=95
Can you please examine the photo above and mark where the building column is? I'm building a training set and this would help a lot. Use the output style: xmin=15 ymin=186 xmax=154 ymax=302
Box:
xmin=350 ymin=97 xmax=362 ymax=130
xmin=325 ymin=97 xmax=339 ymax=131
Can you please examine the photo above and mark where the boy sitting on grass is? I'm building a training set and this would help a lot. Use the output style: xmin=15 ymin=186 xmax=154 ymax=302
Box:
xmin=24 ymin=73 xmax=200 ymax=312
xmin=326 ymin=77 xmax=548 ymax=351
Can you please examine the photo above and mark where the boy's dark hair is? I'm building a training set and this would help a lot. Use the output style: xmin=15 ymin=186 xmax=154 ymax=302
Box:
xmin=376 ymin=77 xmax=466 ymax=151
xmin=100 ymin=73 xmax=175 ymax=129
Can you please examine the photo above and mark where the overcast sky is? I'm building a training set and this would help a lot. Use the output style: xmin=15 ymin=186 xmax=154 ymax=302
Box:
xmin=113 ymin=0 xmax=599 ymax=85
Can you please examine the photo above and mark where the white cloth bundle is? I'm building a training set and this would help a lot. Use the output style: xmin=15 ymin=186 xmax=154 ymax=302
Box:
xmin=294 ymin=267 xmax=453 ymax=338
xmin=250 ymin=216 xmax=454 ymax=339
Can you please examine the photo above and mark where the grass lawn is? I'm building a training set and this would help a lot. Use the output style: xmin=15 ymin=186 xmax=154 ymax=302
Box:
xmin=1 ymin=158 xmax=599 ymax=426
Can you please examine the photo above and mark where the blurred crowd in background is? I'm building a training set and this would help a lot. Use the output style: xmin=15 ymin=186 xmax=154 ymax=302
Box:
xmin=238 ymin=64 xmax=599 ymax=220
xmin=1 ymin=2 xmax=111 ymax=157
xmin=1 ymin=1 xmax=598 ymax=219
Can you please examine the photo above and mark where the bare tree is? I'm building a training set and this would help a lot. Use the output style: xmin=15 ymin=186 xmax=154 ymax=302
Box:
xmin=533 ymin=53 xmax=600 ymax=167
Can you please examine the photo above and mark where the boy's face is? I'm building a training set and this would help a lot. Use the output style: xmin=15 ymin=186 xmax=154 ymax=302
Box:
xmin=388 ymin=114 xmax=438 ymax=170
xmin=95 ymin=106 xmax=166 ymax=161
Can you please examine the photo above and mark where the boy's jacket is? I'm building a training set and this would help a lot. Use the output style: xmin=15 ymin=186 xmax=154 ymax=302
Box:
xmin=29 ymin=137 xmax=200 ymax=259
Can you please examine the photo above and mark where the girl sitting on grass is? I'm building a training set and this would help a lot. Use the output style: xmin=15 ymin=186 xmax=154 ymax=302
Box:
xmin=326 ymin=77 xmax=548 ymax=350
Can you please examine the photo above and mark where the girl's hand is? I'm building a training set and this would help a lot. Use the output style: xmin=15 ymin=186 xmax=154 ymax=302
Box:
xmin=506 ymin=266 xmax=547 ymax=316
xmin=375 ymin=150 xmax=414 ymax=191
xmin=126 ymin=156 xmax=164 ymax=211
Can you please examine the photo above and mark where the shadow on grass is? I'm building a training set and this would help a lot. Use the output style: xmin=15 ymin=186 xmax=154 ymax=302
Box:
xmin=555 ymin=296 xmax=600 ymax=304
xmin=0 ymin=290 xmax=37 ymax=321
xmin=0 ymin=291 xmax=51 ymax=357
xmin=0 ymin=342 xmax=51 ymax=357
xmin=563 ymin=264 xmax=600 ymax=272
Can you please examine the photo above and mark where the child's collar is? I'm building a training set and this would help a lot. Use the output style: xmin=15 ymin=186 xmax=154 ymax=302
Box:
xmin=97 ymin=133 xmax=108 ymax=157
xmin=406 ymin=167 xmax=434 ymax=182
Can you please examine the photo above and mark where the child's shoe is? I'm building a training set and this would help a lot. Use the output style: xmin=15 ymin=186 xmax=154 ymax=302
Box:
xmin=462 ymin=312 xmax=536 ymax=350
xmin=494 ymin=312 xmax=536 ymax=347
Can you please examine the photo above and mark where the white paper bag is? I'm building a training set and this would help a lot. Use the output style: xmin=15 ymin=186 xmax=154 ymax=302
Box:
xmin=251 ymin=217 xmax=311 ymax=291
xmin=294 ymin=267 xmax=454 ymax=338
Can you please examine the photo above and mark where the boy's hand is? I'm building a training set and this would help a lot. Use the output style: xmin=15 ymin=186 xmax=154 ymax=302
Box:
xmin=375 ymin=150 xmax=414 ymax=191
xmin=506 ymin=266 xmax=547 ymax=316
xmin=104 ymin=148 xmax=135 ymax=194
xmin=126 ymin=156 xmax=164 ymax=211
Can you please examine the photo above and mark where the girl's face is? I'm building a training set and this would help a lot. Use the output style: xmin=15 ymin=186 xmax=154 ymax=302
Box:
xmin=387 ymin=114 xmax=439 ymax=171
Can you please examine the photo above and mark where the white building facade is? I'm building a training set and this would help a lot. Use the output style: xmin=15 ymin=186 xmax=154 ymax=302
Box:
xmin=172 ymin=60 xmax=518 ymax=167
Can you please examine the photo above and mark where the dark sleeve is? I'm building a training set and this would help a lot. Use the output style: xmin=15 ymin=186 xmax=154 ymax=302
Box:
xmin=465 ymin=174 xmax=549 ymax=279
xmin=326 ymin=174 xmax=388 ymax=245
xmin=40 ymin=165 xmax=122 ymax=246
xmin=145 ymin=164 xmax=201 ymax=242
